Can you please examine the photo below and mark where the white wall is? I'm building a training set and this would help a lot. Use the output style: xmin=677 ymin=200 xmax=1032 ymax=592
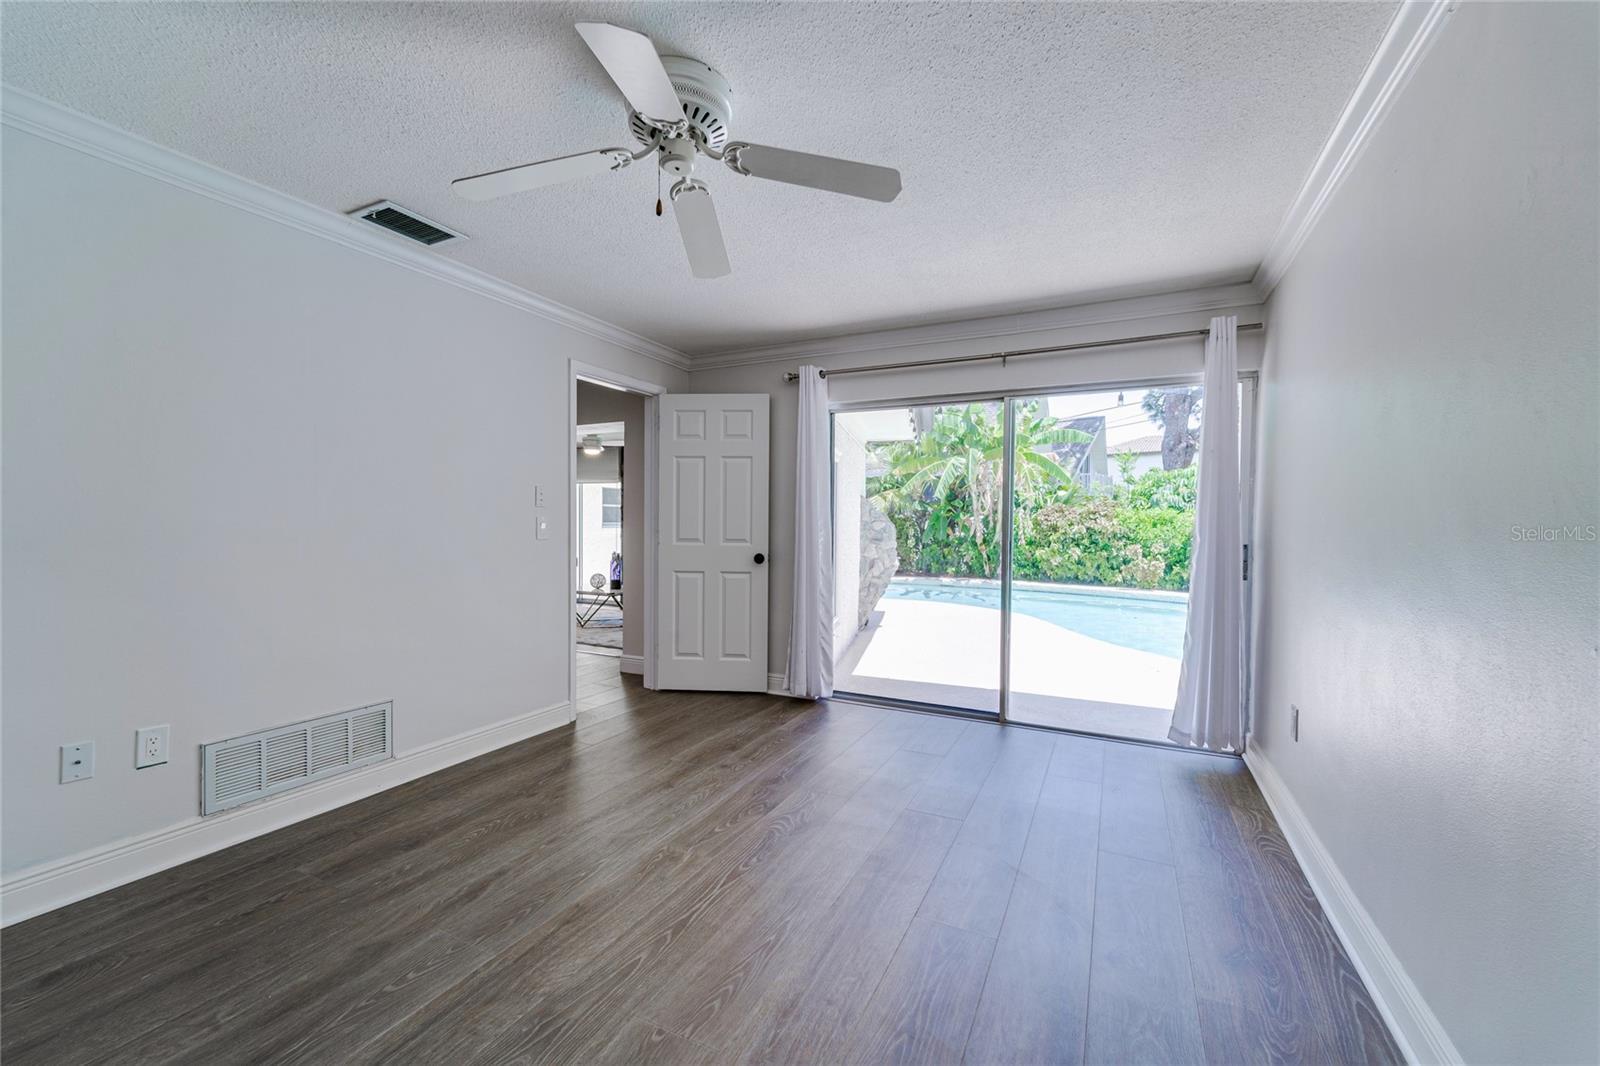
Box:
xmin=1250 ymin=4 xmax=1599 ymax=1063
xmin=0 ymin=126 xmax=686 ymax=883
xmin=575 ymin=481 xmax=621 ymax=593
xmin=575 ymin=381 xmax=646 ymax=663
xmin=687 ymin=292 xmax=1265 ymax=675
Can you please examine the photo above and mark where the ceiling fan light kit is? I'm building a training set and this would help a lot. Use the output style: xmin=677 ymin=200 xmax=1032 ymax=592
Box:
xmin=451 ymin=22 xmax=902 ymax=280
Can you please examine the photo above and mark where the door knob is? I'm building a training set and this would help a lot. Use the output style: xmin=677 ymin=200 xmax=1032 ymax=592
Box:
xmin=754 ymin=553 xmax=766 ymax=564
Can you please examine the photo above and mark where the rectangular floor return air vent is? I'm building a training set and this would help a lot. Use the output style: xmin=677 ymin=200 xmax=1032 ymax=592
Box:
xmin=201 ymin=702 xmax=393 ymax=815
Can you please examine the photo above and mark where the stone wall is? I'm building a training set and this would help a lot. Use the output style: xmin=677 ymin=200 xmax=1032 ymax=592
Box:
xmin=858 ymin=498 xmax=898 ymax=630
xmin=832 ymin=420 xmax=867 ymax=658
xmin=832 ymin=421 xmax=901 ymax=662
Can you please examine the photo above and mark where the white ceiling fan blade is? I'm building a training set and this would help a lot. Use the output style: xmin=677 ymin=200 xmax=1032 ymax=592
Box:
xmin=451 ymin=149 xmax=629 ymax=201
xmin=670 ymin=181 xmax=730 ymax=279
xmin=724 ymin=143 xmax=901 ymax=203
xmin=575 ymin=22 xmax=685 ymax=125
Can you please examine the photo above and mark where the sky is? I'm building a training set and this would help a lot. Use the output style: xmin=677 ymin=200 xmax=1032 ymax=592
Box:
xmin=1044 ymin=388 xmax=1169 ymax=448
xmin=837 ymin=387 xmax=1181 ymax=451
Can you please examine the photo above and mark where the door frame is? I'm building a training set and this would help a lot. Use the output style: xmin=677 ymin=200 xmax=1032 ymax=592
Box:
xmin=829 ymin=370 xmax=1258 ymax=744
xmin=569 ymin=360 xmax=667 ymax=710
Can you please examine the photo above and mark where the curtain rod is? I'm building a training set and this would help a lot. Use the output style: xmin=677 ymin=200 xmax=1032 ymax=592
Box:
xmin=782 ymin=321 xmax=1264 ymax=381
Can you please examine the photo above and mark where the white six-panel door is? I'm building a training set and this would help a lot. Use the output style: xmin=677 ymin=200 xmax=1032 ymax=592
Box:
xmin=656 ymin=395 xmax=770 ymax=691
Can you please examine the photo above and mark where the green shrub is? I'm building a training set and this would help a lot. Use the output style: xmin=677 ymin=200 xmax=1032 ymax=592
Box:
xmin=1121 ymin=467 xmax=1198 ymax=512
xmin=876 ymin=464 xmax=1196 ymax=592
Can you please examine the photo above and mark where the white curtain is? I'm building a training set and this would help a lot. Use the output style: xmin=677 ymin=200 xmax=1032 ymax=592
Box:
xmin=786 ymin=365 xmax=835 ymax=699
xmin=1169 ymin=316 xmax=1245 ymax=751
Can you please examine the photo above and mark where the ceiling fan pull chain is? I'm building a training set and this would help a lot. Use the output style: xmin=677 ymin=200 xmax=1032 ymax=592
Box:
xmin=656 ymin=167 xmax=663 ymax=217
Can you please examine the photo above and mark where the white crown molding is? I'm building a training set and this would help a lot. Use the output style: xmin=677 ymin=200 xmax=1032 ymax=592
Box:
xmin=0 ymin=86 xmax=691 ymax=372
xmin=1 ymin=700 xmax=574 ymax=926
xmin=1246 ymin=744 xmax=1465 ymax=1065
xmin=688 ymin=282 xmax=1264 ymax=373
xmin=1253 ymin=1 xmax=1455 ymax=298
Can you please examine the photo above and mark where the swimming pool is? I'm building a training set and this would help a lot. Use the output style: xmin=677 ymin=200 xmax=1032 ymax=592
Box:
xmin=882 ymin=578 xmax=1188 ymax=658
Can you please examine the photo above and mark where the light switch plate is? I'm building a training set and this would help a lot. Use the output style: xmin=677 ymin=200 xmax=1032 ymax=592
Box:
xmin=535 ymin=516 xmax=551 ymax=541
xmin=61 ymin=742 xmax=95 ymax=783
xmin=135 ymin=725 xmax=170 ymax=769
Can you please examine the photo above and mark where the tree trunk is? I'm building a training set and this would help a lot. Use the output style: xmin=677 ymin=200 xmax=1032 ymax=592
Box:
xmin=1159 ymin=391 xmax=1198 ymax=469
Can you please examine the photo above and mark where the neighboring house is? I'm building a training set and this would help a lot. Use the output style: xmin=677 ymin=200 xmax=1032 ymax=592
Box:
xmin=1047 ymin=415 xmax=1109 ymax=491
xmin=1110 ymin=433 xmax=1164 ymax=484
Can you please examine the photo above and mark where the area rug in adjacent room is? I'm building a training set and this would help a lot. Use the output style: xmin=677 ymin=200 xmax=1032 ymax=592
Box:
xmin=577 ymin=603 xmax=623 ymax=650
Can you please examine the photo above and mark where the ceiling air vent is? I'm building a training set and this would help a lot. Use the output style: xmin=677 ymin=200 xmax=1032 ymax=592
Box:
xmin=200 ymin=701 xmax=393 ymax=815
xmin=348 ymin=200 xmax=465 ymax=246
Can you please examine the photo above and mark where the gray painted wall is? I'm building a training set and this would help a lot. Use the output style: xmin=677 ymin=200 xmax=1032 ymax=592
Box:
xmin=1252 ymin=4 xmax=1599 ymax=1061
xmin=574 ymin=446 xmax=621 ymax=483
xmin=0 ymin=128 xmax=686 ymax=876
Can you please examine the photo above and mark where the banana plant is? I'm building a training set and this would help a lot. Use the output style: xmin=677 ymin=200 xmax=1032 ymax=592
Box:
xmin=872 ymin=402 xmax=1091 ymax=576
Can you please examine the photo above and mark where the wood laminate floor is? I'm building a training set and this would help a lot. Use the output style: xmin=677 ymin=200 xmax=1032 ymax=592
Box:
xmin=1 ymin=652 xmax=1401 ymax=1064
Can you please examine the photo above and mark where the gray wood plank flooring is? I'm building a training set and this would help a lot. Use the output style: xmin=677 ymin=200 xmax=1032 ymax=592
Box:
xmin=0 ymin=651 xmax=1402 ymax=1064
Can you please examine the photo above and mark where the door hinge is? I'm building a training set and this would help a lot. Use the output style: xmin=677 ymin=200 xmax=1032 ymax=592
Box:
xmin=1242 ymin=543 xmax=1250 ymax=581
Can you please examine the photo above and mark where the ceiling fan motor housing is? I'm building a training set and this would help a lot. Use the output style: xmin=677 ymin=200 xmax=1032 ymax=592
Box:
xmin=449 ymin=23 xmax=901 ymax=282
xmin=629 ymin=55 xmax=734 ymax=152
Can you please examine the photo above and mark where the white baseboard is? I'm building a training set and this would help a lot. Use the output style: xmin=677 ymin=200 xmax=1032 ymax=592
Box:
xmin=619 ymin=654 xmax=644 ymax=676
xmin=1244 ymin=744 xmax=1462 ymax=1065
xmin=0 ymin=700 xmax=574 ymax=926
xmin=768 ymin=674 xmax=791 ymax=697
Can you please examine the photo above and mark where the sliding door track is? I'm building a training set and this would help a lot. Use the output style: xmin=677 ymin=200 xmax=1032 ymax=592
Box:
xmin=829 ymin=690 xmax=1242 ymax=759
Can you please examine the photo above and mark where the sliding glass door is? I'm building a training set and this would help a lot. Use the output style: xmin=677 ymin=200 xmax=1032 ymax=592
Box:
xmin=831 ymin=379 xmax=1251 ymax=742
xmin=1003 ymin=386 xmax=1203 ymax=740
xmin=832 ymin=402 xmax=1002 ymax=714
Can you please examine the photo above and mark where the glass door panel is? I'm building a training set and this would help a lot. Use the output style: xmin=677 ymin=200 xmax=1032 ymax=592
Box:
xmin=1004 ymin=387 xmax=1200 ymax=741
xmin=832 ymin=401 xmax=1004 ymax=715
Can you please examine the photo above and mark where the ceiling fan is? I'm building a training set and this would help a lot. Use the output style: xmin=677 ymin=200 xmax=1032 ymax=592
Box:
xmin=451 ymin=22 xmax=902 ymax=279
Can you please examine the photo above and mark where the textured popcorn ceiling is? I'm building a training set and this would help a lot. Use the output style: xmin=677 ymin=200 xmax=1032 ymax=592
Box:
xmin=2 ymin=2 xmax=1396 ymax=355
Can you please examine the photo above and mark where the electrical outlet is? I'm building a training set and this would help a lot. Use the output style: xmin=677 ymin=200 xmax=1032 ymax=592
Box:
xmin=61 ymin=742 xmax=95 ymax=783
xmin=1290 ymin=704 xmax=1301 ymax=742
xmin=534 ymin=484 xmax=547 ymax=508
xmin=135 ymin=725 xmax=170 ymax=769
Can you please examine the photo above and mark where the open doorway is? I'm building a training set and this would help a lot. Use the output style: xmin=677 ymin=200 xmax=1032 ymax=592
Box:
xmin=574 ymin=415 xmax=626 ymax=654
xmin=569 ymin=367 xmax=661 ymax=704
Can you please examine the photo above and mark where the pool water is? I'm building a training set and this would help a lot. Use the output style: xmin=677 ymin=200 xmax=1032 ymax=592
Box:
xmin=882 ymin=578 xmax=1188 ymax=659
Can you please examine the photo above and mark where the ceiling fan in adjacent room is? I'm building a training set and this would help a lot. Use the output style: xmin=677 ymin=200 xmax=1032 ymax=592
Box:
xmin=450 ymin=22 xmax=902 ymax=279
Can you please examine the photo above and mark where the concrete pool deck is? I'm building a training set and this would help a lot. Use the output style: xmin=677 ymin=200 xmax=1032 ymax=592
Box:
xmin=833 ymin=594 xmax=1181 ymax=742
